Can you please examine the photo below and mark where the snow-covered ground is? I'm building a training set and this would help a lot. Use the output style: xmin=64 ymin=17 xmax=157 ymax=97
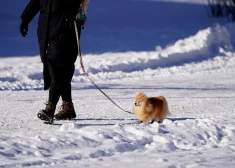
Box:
xmin=1 ymin=0 xmax=235 ymax=167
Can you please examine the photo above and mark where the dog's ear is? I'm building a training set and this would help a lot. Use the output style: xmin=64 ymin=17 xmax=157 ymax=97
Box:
xmin=140 ymin=92 xmax=147 ymax=99
xmin=136 ymin=92 xmax=147 ymax=101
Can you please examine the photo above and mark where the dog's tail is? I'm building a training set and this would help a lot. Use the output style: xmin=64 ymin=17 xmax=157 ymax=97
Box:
xmin=163 ymin=98 xmax=169 ymax=117
xmin=158 ymin=96 xmax=170 ymax=117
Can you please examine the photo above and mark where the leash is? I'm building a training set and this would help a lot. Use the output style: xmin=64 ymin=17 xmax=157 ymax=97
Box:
xmin=74 ymin=21 xmax=133 ymax=114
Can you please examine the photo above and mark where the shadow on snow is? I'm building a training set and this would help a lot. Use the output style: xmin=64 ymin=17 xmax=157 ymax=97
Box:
xmin=0 ymin=0 xmax=226 ymax=57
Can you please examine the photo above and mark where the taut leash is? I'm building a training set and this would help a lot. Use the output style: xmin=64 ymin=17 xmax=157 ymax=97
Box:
xmin=74 ymin=21 xmax=133 ymax=114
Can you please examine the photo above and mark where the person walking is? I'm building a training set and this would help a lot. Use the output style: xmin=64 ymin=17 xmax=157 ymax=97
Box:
xmin=20 ymin=0 xmax=89 ymax=123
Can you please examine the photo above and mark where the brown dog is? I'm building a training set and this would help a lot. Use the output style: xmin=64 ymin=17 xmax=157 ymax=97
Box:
xmin=133 ymin=92 xmax=169 ymax=124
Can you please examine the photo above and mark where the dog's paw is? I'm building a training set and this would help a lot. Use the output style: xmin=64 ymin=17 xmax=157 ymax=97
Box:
xmin=158 ymin=120 xmax=163 ymax=124
xmin=149 ymin=119 xmax=155 ymax=124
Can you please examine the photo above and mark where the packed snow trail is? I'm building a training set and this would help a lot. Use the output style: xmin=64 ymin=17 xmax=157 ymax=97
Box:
xmin=0 ymin=62 xmax=235 ymax=167
xmin=0 ymin=0 xmax=235 ymax=166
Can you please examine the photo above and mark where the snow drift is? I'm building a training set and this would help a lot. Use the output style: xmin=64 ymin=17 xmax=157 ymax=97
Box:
xmin=82 ymin=24 xmax=234 ymax=74
xmin=1 ymin=23 xmax=234 ymax=91
xmin=0 ymin=1 xmax=235 ymax=167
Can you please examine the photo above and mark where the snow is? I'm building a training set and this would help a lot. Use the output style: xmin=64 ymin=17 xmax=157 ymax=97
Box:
xmin=0 ymin=0 xmax=235 ymax=167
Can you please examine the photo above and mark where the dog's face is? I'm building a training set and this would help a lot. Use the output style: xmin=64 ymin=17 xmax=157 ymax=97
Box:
xmin=134 ymin=92 xmax=147 ymax=107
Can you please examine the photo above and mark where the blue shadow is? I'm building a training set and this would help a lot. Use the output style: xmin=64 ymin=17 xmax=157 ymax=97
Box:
xmin=0 ymin=0 xmax=227 ymax=57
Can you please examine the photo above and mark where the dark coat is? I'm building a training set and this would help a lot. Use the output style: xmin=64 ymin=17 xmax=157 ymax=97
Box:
xmin=21 ymin=0 xmax=81 ymax=89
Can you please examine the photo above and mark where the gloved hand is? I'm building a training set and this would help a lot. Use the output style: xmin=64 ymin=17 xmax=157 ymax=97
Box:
xmin=20 ymin=20 xmax=28 ymax=37
xmin=76 ymin=10 xmax=87 ymax=26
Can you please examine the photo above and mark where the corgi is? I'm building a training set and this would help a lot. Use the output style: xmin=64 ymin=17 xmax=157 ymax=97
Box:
xmin=133 ymin=92 xmax=169 ymax=124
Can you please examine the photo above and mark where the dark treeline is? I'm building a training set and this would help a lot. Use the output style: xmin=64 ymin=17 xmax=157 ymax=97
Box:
xmin=206 ymin=0 xmax=235 ymax=21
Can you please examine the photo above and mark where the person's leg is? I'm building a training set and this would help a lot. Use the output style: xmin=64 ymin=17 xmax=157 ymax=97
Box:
xmin=37 ymin=61 xmax=60 ymax=123
xmin=54 ymin=63 xmax=76 ymax=120
xmin=48 ymin=61 xmax=61 ymax=105
xmin=59 ymin=64 xmax=75 ymax=102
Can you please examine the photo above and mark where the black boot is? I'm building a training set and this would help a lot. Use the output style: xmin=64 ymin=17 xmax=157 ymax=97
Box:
xmin=37 ymin=102 xmax=56 ymax=124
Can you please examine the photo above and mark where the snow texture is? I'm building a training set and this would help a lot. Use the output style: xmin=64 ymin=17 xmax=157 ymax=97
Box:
xmin=0 ymin=0 xmax=235 ymax=167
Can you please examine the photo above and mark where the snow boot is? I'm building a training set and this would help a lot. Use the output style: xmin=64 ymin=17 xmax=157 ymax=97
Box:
xmin=55 ymin=101 xmax=76 ymax=120
xmin=37 ymin=102 xmax=56 ymax=124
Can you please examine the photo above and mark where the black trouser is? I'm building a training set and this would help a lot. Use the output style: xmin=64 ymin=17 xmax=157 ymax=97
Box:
xmin=47 ymin=60 xmax=75 ymax=105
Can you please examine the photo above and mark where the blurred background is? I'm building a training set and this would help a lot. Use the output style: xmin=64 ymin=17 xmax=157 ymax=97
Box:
xmin=0 ymin=0 xmax=230 ymax=57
